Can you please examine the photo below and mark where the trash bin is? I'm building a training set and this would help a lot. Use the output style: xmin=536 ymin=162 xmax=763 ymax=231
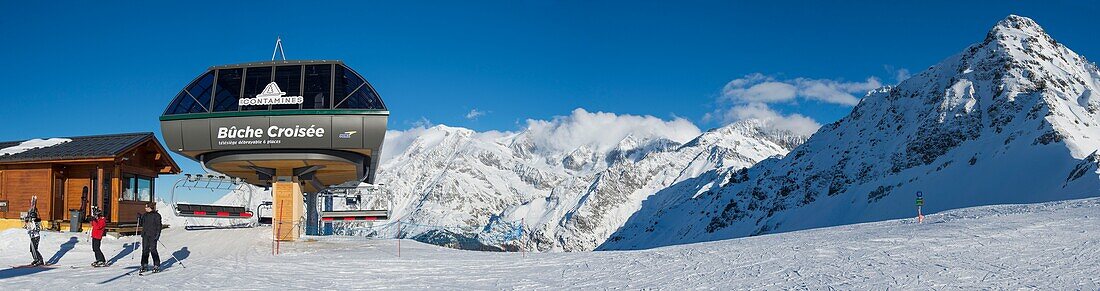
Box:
xmin=70 ymin=210 xmax=83 ymax=232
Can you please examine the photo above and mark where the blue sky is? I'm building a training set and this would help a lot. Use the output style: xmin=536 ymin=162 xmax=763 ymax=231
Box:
xmin=2 ymin=1 xmax=1098 ymax=202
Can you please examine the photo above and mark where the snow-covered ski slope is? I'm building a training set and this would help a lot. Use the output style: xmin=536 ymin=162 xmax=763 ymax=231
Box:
xmin=2 ymin=197 xmax=1097 ymax=289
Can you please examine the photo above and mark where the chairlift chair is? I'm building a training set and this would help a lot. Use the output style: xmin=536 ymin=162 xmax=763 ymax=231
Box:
xmin=170 ymin=174 xmax=261 ymax=230
xmin=318 ymin=184 xmax=392 ymax=224
xmin=256 ymin=201 xmax=274 ymax=225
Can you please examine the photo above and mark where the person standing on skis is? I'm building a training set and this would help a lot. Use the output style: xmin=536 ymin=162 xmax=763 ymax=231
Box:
xmin=138 ymin=202 xmax=163 ymax=273
xmin=23 ymin=197 xmax=44 ymax=266
xmin=916 ymin=191 xmax=925 ymax=223
xmin=88 ymin=207 xmax=107 ymax=267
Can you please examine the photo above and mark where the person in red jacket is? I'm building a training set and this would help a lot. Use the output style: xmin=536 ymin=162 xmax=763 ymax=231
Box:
xmin=89 ymin=208 xmax=107 ymax=267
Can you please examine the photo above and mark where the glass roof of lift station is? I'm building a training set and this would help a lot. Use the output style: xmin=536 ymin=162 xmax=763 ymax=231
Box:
xmin=162 ymin=60 xmax=387 ymax=117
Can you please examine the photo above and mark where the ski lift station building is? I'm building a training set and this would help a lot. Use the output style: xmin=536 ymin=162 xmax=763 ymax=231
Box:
xmin=159 ymin=60 xmax=389 ymax=240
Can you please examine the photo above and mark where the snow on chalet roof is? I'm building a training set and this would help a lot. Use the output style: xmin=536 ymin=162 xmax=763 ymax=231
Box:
xmin=0 ymin=138 xmax=72 ymax=156
xmin=0 ymin=132 xmax=155 ymax=163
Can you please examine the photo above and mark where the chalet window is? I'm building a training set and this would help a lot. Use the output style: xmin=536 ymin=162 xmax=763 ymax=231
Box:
xmin=121 ymin=174 xmax=135 ymax=201
xmin=136 ymin=177 xmax=152 ymax=201
xmin=120 ymin=174 xmax=154 ymax=202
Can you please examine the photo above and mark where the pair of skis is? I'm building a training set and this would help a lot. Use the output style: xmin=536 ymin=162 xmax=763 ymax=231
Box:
xmin=138 ymin=268 xmax=166 ymax=276
xmin=67 ymin=263 xmax=168 ymax=276
xmin=10 ymin=263 xmax=109 ymax=269
xmin=10 ymin=264 xmax=167 ymax=276
xmin=69 ymin=263 xmax=112 ymax=269
xmin=8 ymin=264 xmax=55 ymax=269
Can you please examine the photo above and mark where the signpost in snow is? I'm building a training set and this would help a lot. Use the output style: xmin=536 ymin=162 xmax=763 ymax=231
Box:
xmin=916 ymin=191 xmax=925 ymax=223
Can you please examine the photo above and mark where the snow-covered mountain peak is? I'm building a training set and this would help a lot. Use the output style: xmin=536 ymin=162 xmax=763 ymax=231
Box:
xmin=989 ymin=14 xmax=1046 ymax=40
xmin=686 ymin=119 xmax=807 ymax=151
xmin=977 ymin=15 xmax=1065 ymax=67
xmin=368 ymin=110 xmax=804 ymax=251
xmin=709 ymin=118 xmax=770 ymax=136
xmin=613 ymin=134 xmax=640 ymax=152
xmin=602 ymin=16 xmax=1100 ymax=250
xmin=511 ymin=108 xmax=702 ymax=158
xmin=838 ymin=14 xmax=1100 ymax=158
xmin=984 ymin=15 xmax=1087 ymax=71
xmin=429 ymin=123 xmax=475 ymax=134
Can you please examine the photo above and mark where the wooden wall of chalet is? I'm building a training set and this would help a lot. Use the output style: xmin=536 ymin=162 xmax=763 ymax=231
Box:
xmin=60 ymin=164 xmax=96 ymax=216
xmin=115 ymin=142 xmax=166 ymax=223
xmin=0 ymin=165 xmax=53 ymax=220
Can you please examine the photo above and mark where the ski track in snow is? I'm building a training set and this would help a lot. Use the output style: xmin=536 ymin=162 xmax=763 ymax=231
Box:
xmin=1 ymin=198 xmax=1098 ymax=289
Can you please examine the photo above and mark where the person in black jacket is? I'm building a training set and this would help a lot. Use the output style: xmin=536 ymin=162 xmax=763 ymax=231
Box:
xmin=138 ymin=202 xmax=163 ymax=273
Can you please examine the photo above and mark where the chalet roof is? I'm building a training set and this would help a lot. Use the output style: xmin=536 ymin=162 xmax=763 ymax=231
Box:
xmin=0 ymin=132 xmax=161 ymax=164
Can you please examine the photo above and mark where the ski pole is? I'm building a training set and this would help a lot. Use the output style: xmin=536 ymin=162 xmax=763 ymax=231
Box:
xmin=158 ymin=239 xmax=186 ymax=269
xmin=129 ymin=218 xmax=140 ymax=283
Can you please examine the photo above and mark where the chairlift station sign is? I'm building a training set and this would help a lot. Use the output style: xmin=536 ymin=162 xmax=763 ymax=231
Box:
xmin=199 ymin=115 xmax=372 ymax=150
xmin=159 ymin=60 xmax=389 ymax=191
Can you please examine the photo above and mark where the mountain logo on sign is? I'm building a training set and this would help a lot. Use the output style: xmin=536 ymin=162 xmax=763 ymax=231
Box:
xmin=239 ymin=82 xmax=304 ymax=106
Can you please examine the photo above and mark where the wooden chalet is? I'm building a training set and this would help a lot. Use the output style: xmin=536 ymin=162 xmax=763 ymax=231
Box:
xmin=0 ymin=132 xmax=180 ymax=230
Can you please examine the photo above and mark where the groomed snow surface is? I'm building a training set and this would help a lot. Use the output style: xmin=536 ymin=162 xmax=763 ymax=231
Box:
xmin=1 ymin=198 xmax=1098 ymax=289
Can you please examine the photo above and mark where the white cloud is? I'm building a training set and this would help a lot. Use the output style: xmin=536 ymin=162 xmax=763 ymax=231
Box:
xmin=382 ymin=118 xmax=435 ymax=165
xmin=410 ymin=117 xmax=432 ymax=128
xmin=745 ymin=82 xmax=799 ymax=103
xmin=883 ymin=65 xmax=911 ymax=84
xmin=384 ymin=109 xmax=703 ymax=163
xmin=712 ymin=73 xmax=883 ymax=135
xmin=723 ymin=103 xmax=821 ymax=136
xmin=793 ymin=77 xmax=880 ymax=106
xmin=723 ymin=81 xmax=798 ymax=103
xmin=380 ymin=127 xmax=425 ymax=165
xmin=521 ymin=108 xmax=702 ymax=154
xmin=894 ymin=68 xmax=911 ymax=83
xmin=721 ymin=74 xmax=881 ymax=106
xmin=465 ymin=108 xmax=487 ymax=120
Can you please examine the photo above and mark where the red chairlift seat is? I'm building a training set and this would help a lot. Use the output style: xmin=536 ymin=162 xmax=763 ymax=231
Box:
xmin=176 ymin=203 xmax=254 ymax=218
